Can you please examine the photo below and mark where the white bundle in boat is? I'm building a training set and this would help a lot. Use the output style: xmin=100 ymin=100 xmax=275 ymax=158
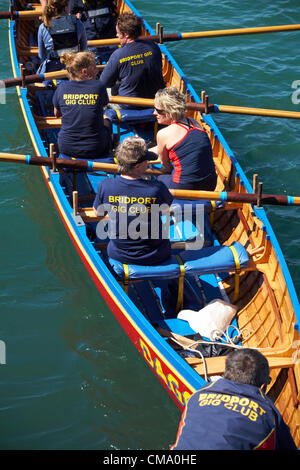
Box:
xmin=178 ymin=299 xmax=237 ymax=341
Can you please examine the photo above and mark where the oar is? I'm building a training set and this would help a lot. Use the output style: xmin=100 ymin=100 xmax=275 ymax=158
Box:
xmin=10 ymin=90 xmax=297 ymax=122
xmin=88 ymin=23 xmax=300 ymax=47
xmin=2 ymin=67 xmax=299 ymax=119
xmin=1 ymin=153 xmax=299 ymax=207
xmin=170 ymin=189 xmax=300 ymax=207
xmin=0 ymin=152 xmax=166 ymax=176
xmin=2 ymin=8 xmax=300 ymax=41
xmin=109 ymin=96 xmax=300 ymax=120
xmin=2 ymin=65 xmax=105 ymax=88
xmin=0 ymin=9 xmax=42 ymax=20
xmin=110 ymin=96 xmax=300 ymax=120
xmin=11 ymin=20 xmax=300 ymax=54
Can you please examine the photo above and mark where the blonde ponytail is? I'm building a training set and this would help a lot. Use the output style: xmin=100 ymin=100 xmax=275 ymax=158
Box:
xmin=60 ymin=51 xmax=97 ymax=80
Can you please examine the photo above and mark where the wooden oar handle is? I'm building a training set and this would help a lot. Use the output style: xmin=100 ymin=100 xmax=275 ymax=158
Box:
xmin=0 ymin=11 xmax=11 ymax=19
xmin=0 ymin=153 xmax=167 ymax=176
xmin=0 ymin=153 xmax=299 ymax=206
xmin=87 ymin=24 xmax=300 ymax=47
xmin=0 ymin=9 xmax=43 ymax=20
xmin=170 ymin=189 xmax=300 ymax=206
xmin=2 ymin=65 xmax=105 ymax=88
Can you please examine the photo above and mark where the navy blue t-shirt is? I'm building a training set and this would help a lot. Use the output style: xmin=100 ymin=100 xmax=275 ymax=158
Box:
xmin=100 ymin=39 xmax=165 ymax=98
xmin=53 ymin=79 xmax=110 ymax=158
xmin=93 ymin=176 xmax=173 ymax=264
xmin=171 ymin=378 xmax=297 ymax=450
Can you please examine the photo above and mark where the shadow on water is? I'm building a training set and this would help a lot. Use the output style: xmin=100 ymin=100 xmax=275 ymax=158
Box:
xmin=15 ymin=162 xmax=181 ymax=450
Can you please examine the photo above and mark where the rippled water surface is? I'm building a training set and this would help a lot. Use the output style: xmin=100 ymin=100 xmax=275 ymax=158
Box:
xmin=0 ymin=0 xmax=299 ymax=450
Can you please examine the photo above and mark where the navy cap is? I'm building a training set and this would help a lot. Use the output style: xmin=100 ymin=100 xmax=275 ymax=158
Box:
xmin=135 ymin=150 xmax=156 ymax=165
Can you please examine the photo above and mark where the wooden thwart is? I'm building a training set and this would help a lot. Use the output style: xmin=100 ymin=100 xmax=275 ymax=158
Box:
xmin=157 ymin=328 xmax=294 ymax=376
xmin=185 ymin=355 xmax=295 ymax=376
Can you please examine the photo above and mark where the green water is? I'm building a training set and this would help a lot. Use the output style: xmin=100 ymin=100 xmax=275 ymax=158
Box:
xmin=0 ymin=0 xmax=299 ymax=450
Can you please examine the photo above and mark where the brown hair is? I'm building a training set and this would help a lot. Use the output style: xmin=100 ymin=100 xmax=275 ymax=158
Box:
xmin=42 ymin=0 xmax=69 ymax=28
xmin=224 ymin=348 xmax=270 ymax=387
xmin=60 ymin=51 xmax=96 ymax=80
xmin=116 ymin=13 xmax=143 ymax=40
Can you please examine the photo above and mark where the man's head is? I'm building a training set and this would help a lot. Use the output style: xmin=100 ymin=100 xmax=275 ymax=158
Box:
xmin=116 ymin=13 xmax=143 ymax=44
xmin=224 ymin=348 xmax=270 ymax=390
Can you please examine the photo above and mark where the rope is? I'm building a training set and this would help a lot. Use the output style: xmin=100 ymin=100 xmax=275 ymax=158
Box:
xmin=213 ymin=324 xmax=251 ymax=345
xmin=169 ymin=337 xmax=209 ymax=382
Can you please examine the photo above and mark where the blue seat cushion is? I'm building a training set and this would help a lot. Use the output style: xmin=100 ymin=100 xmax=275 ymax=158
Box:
xmin=109 ymin=255 xmax=181 ymax=280
xmin=108 ymin=242 xmax=249 ymax=281
xmin=172 ymin=198 xmax=225 ymax=214
xmin=104 ymin=107 xmax=156 ymax=124
xmin=58 ymin=153 xmax=115 ymax=165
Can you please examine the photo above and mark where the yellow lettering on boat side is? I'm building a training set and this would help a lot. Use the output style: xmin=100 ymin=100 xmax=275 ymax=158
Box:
xmin=139 ymin=338 xmax=154 ymax=368
xmin=167 ymin=373 xmax=185 ymax=406
xmin=138 ymin=337 xmax=190 ymax=406
xmin=154 ymin=357 xmax=168 ymax=387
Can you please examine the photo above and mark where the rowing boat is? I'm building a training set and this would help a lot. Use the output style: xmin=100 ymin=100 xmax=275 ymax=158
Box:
xmin=6 ymin=0 xmax=300 ymax=447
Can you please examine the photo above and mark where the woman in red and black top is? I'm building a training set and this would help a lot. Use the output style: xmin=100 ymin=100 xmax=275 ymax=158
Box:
xmin=152 ymin=86 xmax=217 ymax=190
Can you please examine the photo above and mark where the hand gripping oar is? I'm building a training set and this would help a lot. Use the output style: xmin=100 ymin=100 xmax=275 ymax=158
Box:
xmin=0 ymin=152 xmax=299 ymax=207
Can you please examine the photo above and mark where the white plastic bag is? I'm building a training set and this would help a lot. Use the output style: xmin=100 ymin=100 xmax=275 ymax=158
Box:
xmin=177 ymin=299 xmax=237 ymax=341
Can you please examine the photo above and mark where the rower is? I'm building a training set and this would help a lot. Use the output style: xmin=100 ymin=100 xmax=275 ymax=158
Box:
xmin=37 ymin=0 xmax=87 ymax=81
xmin=171 ymin=348 xmax=297 ymax=450
xmin=93 ymin=136 xmax=173 ymax=265
xmin=152 ymin=86 xmax=217 ymax=191
xmin=53 ymin=50 xmax=113 ymax=159
xmin=99 ymin=12 xmax=165 ymax=102
xmin=52 ymin=50 xmax=114 ymax=194
xmin=69 ymin=0 xmax=118 ymax=63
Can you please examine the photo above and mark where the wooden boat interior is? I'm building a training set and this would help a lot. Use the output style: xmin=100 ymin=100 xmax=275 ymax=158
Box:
xmin=9 ymin=0 xmax=300 ymax=446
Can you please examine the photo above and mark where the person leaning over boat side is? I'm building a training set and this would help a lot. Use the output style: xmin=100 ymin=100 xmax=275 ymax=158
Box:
xmin=37 ymin=0 xmax=87 ymax=76
xmin=93 ymin=136 xmax=173 ymax=265
xmin=99 ymin=12 xmax=165 ymax=100
xmin=171 ymin=348 xmax=297 ymax=450
xmin=52 ymin=50 xmax=113 ymax=160
xmin=151 ymin=87 xmax=217 ymax=191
